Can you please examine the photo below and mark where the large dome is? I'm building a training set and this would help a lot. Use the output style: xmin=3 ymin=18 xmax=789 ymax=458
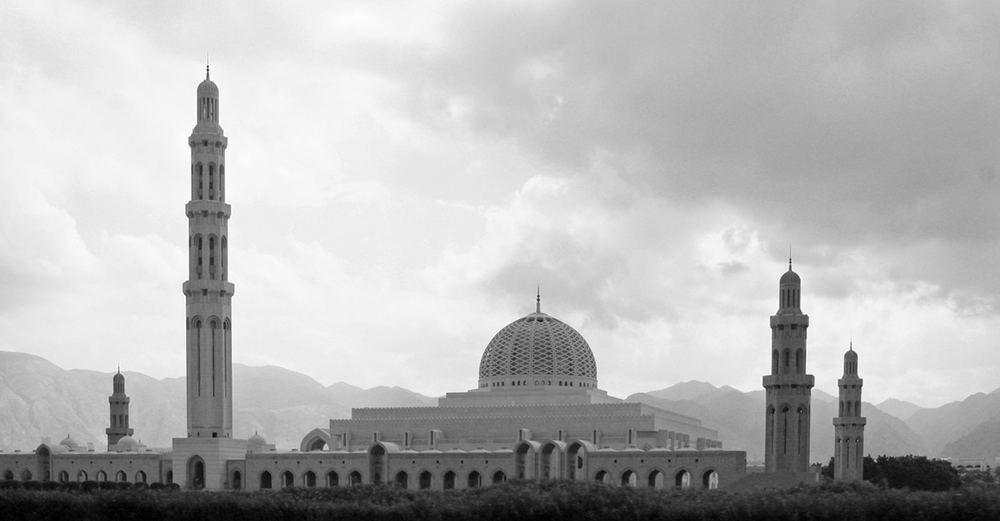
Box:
xmin=477 ymin=311 xmax=598 ymax=390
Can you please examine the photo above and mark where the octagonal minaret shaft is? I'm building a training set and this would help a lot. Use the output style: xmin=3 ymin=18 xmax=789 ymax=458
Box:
xmin=183 ymin=66 xmax=234 ymax=439
xmin=834 ymin=344 xmax=866 ymax=481
xmin=763 ymin=259 xmax=814 ymax=473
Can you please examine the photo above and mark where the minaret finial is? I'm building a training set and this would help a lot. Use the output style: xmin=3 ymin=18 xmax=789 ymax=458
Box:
xmin=117 ymin=364 xmax=120 ymax=375
xmin=788 ymin=246 xmax=793 ymax=271
xmin=536 ymin=285 xmax=541 ymax=313
xmin=206 ymin=54 xmax=210 ymax=80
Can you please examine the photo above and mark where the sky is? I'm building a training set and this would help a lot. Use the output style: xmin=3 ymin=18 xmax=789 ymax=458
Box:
xmin=2 ymin=1 xmax=1000 ymax=409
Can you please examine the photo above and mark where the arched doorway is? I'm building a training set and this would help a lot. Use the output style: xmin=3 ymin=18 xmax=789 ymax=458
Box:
xmin=281 ymin=471 xmax=294 ymax=488
xmin=304 ymin=471 xmax=316 ymax=488
xmin=165 ymin=470 xmax=172 ymax=484
xmin=77 ymin=470 xmax=88 ymax=482
xmin=492 ymin=470 xmax=506 ymax=484
xmin=702 ymin=470 xmax=719 ymax=489
xmin=675 ymin=470 xmax=691 ymax=489
xmin=188 ymin=456 xmax=205 ymax=490
xmin=326 ymin=471 xmax=339 ymax=487
xmin=116 ymin=470 xmax=128 ymax=483
xmin=232 ymin=470 xmax=242 ymax=490
xmin=369 ymin=445 xmax=386 ymax=485
xmin=96 ymin=470 xmax=107 ymax=482
xmin=515 ymin=444 xmax=532 ymax=480
xmin=395 ymin=471 xmax=408 ymax=488
xmin=621 ymin=470 xmax=636 ymax=487
xmin=135 ymin=470 xmax=146 ymax=484
xmin=443 ymin=471 xmax=455 ymax=490
xmin=419 ymin=471 xmax=432 ymax=490
xmin=35 ymin=446 xmax=50 ymax=482
xmin=647 ymin=469 xmax=664 ymax=489
xmin=566 ymin=442 xmax=586 ymax=480
xmin=594 ymin=470 xmax=609 ymax=483
xmin=260 ymin=471 xmax=272 ymax=489
xmin=540 ymin=443 xmax=560 ymax=479
xmin=467 ymin=471 xmax=481 ymax=488
xmin=349 ymin=471 xmax=362 ymax=486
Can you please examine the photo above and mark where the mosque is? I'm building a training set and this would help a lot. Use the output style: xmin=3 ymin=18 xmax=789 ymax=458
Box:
xmin=0 ymin=70 xmax=865 ymax=490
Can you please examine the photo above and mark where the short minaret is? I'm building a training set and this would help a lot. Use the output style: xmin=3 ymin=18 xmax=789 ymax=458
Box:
xmin=833 ymin=343 xmax=866 ymax=482
xmin=106 ymin=368 xmax=134 ymax=446
xmin=763 ymin=258 xmax=814 ymax=473
xmin=183 ymin=65 xmax=235 ymax=439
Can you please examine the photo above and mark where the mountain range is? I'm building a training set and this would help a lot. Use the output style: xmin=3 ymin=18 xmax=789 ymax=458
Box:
xmin=0 ymin=350 xmax=996 ymax=465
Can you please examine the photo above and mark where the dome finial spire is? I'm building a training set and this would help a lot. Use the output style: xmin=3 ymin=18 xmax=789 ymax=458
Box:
xmin=536 ymin=285 xmax=541 ymax=313
xmin=206 ymin=53 xmax=211 ymax=80
xmin=788 ymin=246 xmax=793 ymax=271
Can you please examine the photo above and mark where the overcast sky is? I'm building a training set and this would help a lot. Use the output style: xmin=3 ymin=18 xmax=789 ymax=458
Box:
xmin=2 ymin=1 xmax=999 ymax=408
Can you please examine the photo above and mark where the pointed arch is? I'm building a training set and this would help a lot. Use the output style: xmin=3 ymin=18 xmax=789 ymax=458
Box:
xmin=260 ymin=471 xmax=272 ymax=489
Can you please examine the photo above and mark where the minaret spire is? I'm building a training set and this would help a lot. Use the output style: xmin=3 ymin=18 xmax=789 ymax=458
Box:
xmin=536 ymin=285 xmax=541 ymax=313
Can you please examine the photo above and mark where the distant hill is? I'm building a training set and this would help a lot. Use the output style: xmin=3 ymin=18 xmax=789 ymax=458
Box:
xmin=0 ymin=351 xmax=436 ymax=451
xmin=1 ymin=353 xmax=998 ymax=463
xmin=629 ymin=381 xmax=926 ymax=463
xmin=876 ymin=398 xmax=923 ymax=422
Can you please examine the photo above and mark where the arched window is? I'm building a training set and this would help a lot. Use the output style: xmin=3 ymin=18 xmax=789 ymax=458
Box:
xmin=419 ymin=471 xmax=432 ymax=490
xmin=135 ymin=471 xmax=146 ymax=484
xmin=96 ymin=470 xmax=107 ymax=482
xmin=281 ymin=471 xmax=294 ymax=488
xmin=197 ymin=163 xmax=204 ymax=199
xmin=675 ymin=470 xmax=691 ymax=489
xmin=326 ymin=471 xmax=339 ymax=488
xmin=783 ymin=350 xmax=789 ymax=369
xmin=219 ymin=164 xmax=226 ymax=201
xmin=594 ymin=470 xmax=609 ymax=483
xmin=116 ymin=470 xmax=128 ymax=483
xmin=260 ymin=471 xmax=272 ymax=489
xmin=221 ymin=236 xmax=227 ymax=280
xmin=702 ymin=470 xmax=719 ymax=489
xmin=303 ymin=471 xmax=316 ymax=488
xmin=467 ymin=471 xmax=481 ymax=488
xmin=165 ymin=470 xmax=172 ymax=484
xmin=621 ymin=470 xmax=636 ymax=487
xmin=349 ymin=471 xmax=362 ymax=486
xmin=443 ymin=471 xmax=455 ymax=490
xmin=208 ymin=164 xmax=216 ymax=200
xmin=3 ymin=469 xmax=14 ymax=480
xmin=209 ymin=236 xmax=217 ymax=279
xmin=395 ymin=471 xmax=408 ymax=489
xmin=647 ymin=469 xmax=664 ymax=489
xmin=232 ymin=470 xmax=242 ymax=490
xmin=58 ymin=470 xmax=69 ymax=483
xmin=196 ymin=235 xmax=204 ymax=279
xmin=492 ymin=470 xmax=506 ymax=484
xmin=21 ymin=469 xmax=31 ymax=481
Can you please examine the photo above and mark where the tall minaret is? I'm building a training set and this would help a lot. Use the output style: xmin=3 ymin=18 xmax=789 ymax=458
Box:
xmin=183 ymin=65 xmax=234 ymax=439
xmin=833 ymin=344 xmax=866 ymax=482
xmin=106 ymin=368 xmax=134 ymax=446
xmin=763 ymin=259 xmax=814 ymax=473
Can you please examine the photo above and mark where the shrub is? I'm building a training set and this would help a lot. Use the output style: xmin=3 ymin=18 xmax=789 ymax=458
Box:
xmin=81 ymin=481 xmax=99 ymax=492
xmin=21 ymin=481 xmax=41 ymax=491
xmin=41 ymin=481 xmax=60 ymax=491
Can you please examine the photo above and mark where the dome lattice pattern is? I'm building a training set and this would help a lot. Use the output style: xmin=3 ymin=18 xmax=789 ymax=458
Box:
xmin=478 ymin=312 xmax=597 ymax=384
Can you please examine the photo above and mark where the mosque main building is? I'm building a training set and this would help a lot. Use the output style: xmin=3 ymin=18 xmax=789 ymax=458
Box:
xmin=0 ymin=71 xmax=866 ymax=490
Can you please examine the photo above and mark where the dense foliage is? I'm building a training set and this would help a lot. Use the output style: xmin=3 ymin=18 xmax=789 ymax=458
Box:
xmin=822 ymin=454 xmax=962 ymax=491
xmin=2 ymin=480 xmax=1000 ymax=521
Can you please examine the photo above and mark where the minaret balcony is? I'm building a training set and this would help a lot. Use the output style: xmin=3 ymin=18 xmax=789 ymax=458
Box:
xmin=762 ymin=374 xmax=815 ymax=388
xmin=183 ymin=280 xmax=235 ymax=296
xmin=833 ymin=417 xmax=867 ymax=427
xmin=186 ymin=201 xmax=231 ymax=218
xmin=770 ymin=314 xmax=809 ymax=327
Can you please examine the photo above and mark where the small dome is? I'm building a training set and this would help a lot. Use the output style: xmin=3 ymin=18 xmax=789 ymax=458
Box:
xmin=247 ymin=432 xmax=268 ymax=449
xmin=59 ymin=434 xmax=80 ymax=449
xmin=478 ymin=310 xmax=598 ymax=388
xmin=198 ymin=77 xmax=219 ymax=97
xmin=117 ymin=436 xmax=139 ymax=451
xmin=844 ymin=348 xmax=858 ymax=360
xmin=780 ymin=269 xmax=800 ymax=284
